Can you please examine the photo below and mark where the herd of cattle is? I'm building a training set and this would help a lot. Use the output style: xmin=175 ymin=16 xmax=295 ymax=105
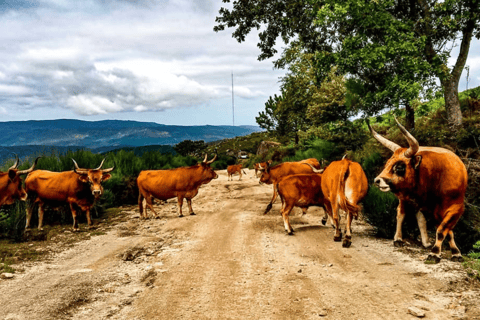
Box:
xmin=0 ymin=119 xmax=468 ymax=264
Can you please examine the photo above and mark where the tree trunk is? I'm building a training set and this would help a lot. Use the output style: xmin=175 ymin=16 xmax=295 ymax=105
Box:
xmin=443 ymin=79 xmax=463 ymax=128
xmin=405 ymin=102 xmax=415 ymax=131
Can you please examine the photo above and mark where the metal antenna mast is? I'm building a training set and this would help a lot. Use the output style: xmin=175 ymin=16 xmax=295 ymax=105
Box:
xmin=232 ymin=71 xmax=235 ymax=134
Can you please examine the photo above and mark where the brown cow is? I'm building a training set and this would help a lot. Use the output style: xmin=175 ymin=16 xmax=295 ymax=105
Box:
xmin=0 ymin=155 xmax=39 ymax=207
xmin=253 ymin=162 xmax=266 ymax=178
xmin=367 ymin=118 xmax=468 ymax=263
xmin=258 ymin=158 xmax=321 ymax=214
xmin=227 ymin=164 xmax=247 ymax=181
xmin=277 ymin=173 xmax=325 ymax=234
xmin=25 ymin=158 xmax=115 ymax=231
xmin=308 ymin=157 xmax=368 ymax=248
xmin=137 ymin=154 xmax=218 ymax=218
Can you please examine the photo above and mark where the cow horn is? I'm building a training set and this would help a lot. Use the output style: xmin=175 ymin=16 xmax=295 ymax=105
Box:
xmin=202 ymin=154 xmax=208 ymax=163
xmin=102 ymin=161 xmax=116 ymax=173
xmin=95 ymin=158 xmax=106 ymax=170
xmin=366 ymin=119 xmax=401 ymax=153
xmin=394 ymin=117 xmax=419 ymax=158
xmin=72 ymin=158 xmax=88 ymax=175
xmin=342 ymin=154 xmax=347 ymax=160
xmin=8 ymin=154 xmax=19 ymax=171
xmin=206 ymin=153 xmax=217 ymax=164
xmin=16 ymin=157 xmax=41 ymax=175
xmin=304 ymin=162 xmax=324 ymax=174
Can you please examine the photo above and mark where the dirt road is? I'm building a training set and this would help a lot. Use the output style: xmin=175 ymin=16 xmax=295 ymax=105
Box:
xmin=1 ymin=169 xmax=479 ymax=320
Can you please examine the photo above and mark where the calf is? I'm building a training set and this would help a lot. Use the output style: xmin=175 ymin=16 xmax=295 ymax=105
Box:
xmin=258 ymin=158 xmax=321 ymax=214
xmin=227 ymin=164 xmax=247 ymax=181
xmin=367 ymin=118 xmax=468 ymax=263
xmin=277 ymin=173 xmax=325 ymax=234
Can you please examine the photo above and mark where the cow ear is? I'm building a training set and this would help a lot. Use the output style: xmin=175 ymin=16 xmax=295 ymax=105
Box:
xmin=414 ymin=155 xmax=422 ymax=169
xmin=102 ymin=173 xmax=112 ymax=182
xmin=8 ymin=169 xmax=16 ymax=181
xmin=78 ymin=175 xmax=89 ymax=183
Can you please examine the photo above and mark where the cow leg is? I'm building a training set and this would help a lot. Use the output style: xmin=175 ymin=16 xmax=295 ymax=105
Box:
xmin=86 ymin=208 xmax=93 ymax=229
xmin=186 ymin=198 xmax=195 ymax=215
xmin=177 ymin=196 xmax=184 ymax=217
xmin=331 ymin=203 xmax=342 ymax=242
xmin=25 ymin=201 xmax=35 ymax=230
xmin=138 ymin=193 xmax=146 ymax=219
xmin=144 ymin=195 xmax=159 ymax=219
xmin=416 ymin=211 xmax=430 ymax=248
xmin=321 ymin=208 xmax=328 ymax=225
xmin=393 ymin=201 xmax=407 ymax=247
xmin=427 ymin=205 xmax=463 ymax=264
xmin=239 ymin=171 xmax=242 ymax=181
xmin=343 ymin=211 xmax=353 ymax=248
xmin=37 ymin=202 xmax=45 ymax=231
xmin=264 ymin=185 xmax=278 ymax=214
xmin=281 ymin=203 xmax=295 ymax=235
xmin=448 ymin=230 xmax=463 ymax=262
xmin=69 ymin=203 xmax=79 ymax=232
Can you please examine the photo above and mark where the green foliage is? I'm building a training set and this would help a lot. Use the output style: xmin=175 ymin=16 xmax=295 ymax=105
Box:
xmin=284 ymin=138 xmax=339 ymax=164
xmin=0 ymin=202 xmax=27 ymax=242
xmin=174 ymin=140 xmax=207 ymax=157
xmin=362 ymin=187 xmax=399 ymax=239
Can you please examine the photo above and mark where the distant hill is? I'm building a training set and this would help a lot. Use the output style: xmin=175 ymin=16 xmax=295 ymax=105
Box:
xmin=0 ymin=119 xmax=262 ymax=147
xmin=0 ymin=119 xmax=262 ymax=165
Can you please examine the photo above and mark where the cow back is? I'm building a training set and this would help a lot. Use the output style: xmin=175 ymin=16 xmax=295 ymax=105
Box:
xmin=25 ymin=170 xmax=85 ymax=202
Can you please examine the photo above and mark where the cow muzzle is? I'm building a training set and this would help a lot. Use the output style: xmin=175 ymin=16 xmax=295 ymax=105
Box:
xmin=92 ymin=189 xmax=102 ymax=197
xmin=374 ymin=176 xmax=391 ymax=192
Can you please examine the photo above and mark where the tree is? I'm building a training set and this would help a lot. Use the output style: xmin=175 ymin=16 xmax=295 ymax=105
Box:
xmin=174 ymin=140 xmax=207 ymax=157
xmin=255 ymin=95 xmax=281 ymax=133
xmin=215 ymin=0 xmax=480 ymax=128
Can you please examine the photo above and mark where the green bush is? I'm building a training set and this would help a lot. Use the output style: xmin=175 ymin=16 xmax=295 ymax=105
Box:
xmin=362 ymin=187 xmax=399 ymax=239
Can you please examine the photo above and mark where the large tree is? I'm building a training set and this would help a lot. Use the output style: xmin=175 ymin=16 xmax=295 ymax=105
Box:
xmin=215 ymin=0 xmax=480 ymax=128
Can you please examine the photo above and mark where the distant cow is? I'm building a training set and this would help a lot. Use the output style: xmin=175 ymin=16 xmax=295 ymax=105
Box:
xmin=367 ymin=118 xmax=468 ymax=263
xmin=227 ymin=164 xmax=247 ymax=181
xmin=0 ymin=155 xmax=39 ymax=207
xmin=277 ymin=173 xmax=325 ymax=235
xmin=137 ymin=154 xmax=218 ymax=218
xmin=25 ymin=158 xmax=115 ymax=231
xmin=308 ymin=157 xmax=368 ymax=248
xmin=253 ymin=162 xmax=266 ymax=178
xmin=258 ymin=158 xmax=321 ymax=214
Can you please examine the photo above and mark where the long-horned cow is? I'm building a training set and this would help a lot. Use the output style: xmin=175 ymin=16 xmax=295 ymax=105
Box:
xmin=25 ymin=158 xmax=115 ymax=231
xmin=258 ymin=158 xmax=321 ymax=214
xmin=0 ymin=155 xmax=39 ymax=207
xmin=227 ymin=164 xmax=247 ymax=181
xmin=137 ymin=154 xmax=218 ymax=218
xmin=367 ymin=118 xmax=468 ymax=263
xmin=308 ymin=157 xmax=368 ymax=248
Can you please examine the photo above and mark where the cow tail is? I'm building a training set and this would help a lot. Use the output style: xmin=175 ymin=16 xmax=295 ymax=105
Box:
xmin=337 ymin=162 xmax=359 ymax=218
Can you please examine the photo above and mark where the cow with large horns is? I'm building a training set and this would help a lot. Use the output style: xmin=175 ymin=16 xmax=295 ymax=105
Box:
xmin=0 ymin=155 xmax=40 ymax=207
xmin=367 ymin=118 xmax=468 ymax=263
xmin=25 ymin=158 xmax=115 ymax=231
xmin=137 ymin=153 xmax=218 ymax=218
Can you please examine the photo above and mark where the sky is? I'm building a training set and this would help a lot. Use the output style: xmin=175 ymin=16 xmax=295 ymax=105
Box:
xmin=0 ymin=0 xmax=479 ymax=126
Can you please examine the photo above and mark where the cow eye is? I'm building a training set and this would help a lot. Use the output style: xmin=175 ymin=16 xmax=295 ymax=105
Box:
xmin=394 ymin=163 xmax=406 ymax=176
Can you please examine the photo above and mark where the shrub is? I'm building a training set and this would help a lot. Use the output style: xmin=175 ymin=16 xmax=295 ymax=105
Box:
xmin=362 ymin=187 xmax=399 ymax=238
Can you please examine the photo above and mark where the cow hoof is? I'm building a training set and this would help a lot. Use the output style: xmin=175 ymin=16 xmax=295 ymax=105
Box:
xmin=342 ymin=239 xmax=352 ymax=248
xmin=425 ymin=254 xmax=441 ymax=264
xmin=178 ymin=214 xmax=184 ymax=218
xmin=393 ymin=240 xmax=404 ymax=247
xmin=73 ymin=228 xmax=79 ymax=232
xmin=286 ymin=230 xmax=294 ymax=236
xmin=321 ymin=218 xmax=327 ymax=225
xmin=334 ymin=235 xmax=342 ymax=242
xmin=190 ymin=212 xmax=196 ymax=216
xmin=451 ymin=255 xmax=464 ymax=263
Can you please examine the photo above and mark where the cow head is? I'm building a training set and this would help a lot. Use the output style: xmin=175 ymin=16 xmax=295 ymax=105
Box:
xmin=1 ymin=155 xmax=40 ymax=205
xmin=72 ymin=158 xmax=115 ymax=198
xmin=199 ymin=153 xmax=218 ymax=183
xmin=367 ymin=118 xmax=422 ymax=193
xmin=258 ymin=160 xmax=273 ymax=184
